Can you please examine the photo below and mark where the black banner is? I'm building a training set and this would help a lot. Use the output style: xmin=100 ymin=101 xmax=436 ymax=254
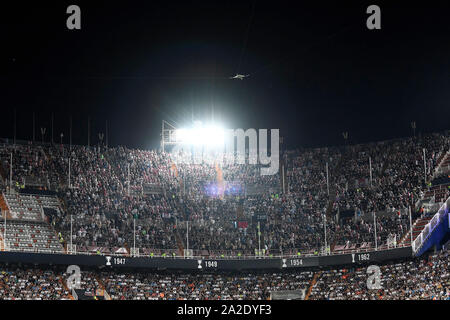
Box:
xmin=0 ymin=247 xmax=412 ymax=271
xmin=282 ymin=256 xmax=320 ymax=268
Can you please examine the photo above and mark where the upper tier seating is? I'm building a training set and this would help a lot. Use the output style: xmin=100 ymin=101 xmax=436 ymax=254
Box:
xmin=0 ymin=221 xmax=63 ymax=253
xmin=3 ymin=194 xmax=61 ymax=222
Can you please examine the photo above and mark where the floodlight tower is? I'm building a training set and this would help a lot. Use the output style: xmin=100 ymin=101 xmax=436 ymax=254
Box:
xmin=161 ymin=120 xmax=178 ymax=153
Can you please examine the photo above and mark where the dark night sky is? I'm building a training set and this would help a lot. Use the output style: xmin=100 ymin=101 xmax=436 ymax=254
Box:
xmin=1 ymin=1 xmax=449 ymax=150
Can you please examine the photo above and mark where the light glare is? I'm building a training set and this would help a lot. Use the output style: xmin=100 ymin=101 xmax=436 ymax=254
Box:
xmin=175 ymin=124 xmax=225 ymax=147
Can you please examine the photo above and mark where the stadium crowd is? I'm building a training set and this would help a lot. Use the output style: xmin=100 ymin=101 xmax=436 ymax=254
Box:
xmin=0 ymin=131 xmax=448 ymax=256
xmin=310 ymin=250 xmax=450 ymax=300
xmin=102 ymin=270 xmax=313 ymax=300
xmin=0 ymin=265 xmax=71 ymax=300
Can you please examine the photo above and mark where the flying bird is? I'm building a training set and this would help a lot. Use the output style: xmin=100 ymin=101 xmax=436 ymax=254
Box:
xmin=229 ymin=74 xmax=249 ymax=80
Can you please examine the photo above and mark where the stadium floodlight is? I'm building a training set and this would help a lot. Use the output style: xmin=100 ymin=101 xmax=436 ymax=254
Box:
xmin=175 ymin=123 xmax=225 ymax=147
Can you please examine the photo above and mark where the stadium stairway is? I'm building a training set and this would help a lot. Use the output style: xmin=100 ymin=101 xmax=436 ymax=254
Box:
xmin=399 ymin=153 xmax=449 ymax=248
xmin=400 ymin=149 xmax=450 ymax=247
xmin=0 ymin=194 xmax=11 ymax=219
xmin=441 ymin=153 xmax=450 ymax=171
xmin=380 ymin=157 xmax=389 ymax=177
xmin=399 ymin=218 xmax=419 ymax=247
xmin=59 ymin=276 xmax=75 ymax=300
xmin=0 ymin=194 xmax=9 ymax=251
xmin=330 ymin=240 xmax=336 ymax=252
xmin=411 ymin=216 xmax=433 ymax=240
xmin=62 ymin=240 xmax=68 ymax=254
xmin=434 ymin=150 xmax=450 ymax=177
xmin=399 ymin=216 xmax=432 ymax=247
xmin=46 ymin=145 xmax=72 ymax=188
xmin=424 ymin=183 xmax=450 ymax=204
xmin=0 ymin=223 xmax=4 ymax=250
xmin=175 ymin=228 xmax=185 ymax=256
xmin=0 ymin=162 xmax=7 ymax=184
xmin=124 ymin=243 xmax=131 ymax=256
xmin=304 ymin=271 xmax=321 ymax=300
xmin=94 ymin=275 xmax=111 ymax=300
xmin=49 ymin=153 xmax=65 ymax=188
xmin=326 ymin=154 xmax=347 ymax=217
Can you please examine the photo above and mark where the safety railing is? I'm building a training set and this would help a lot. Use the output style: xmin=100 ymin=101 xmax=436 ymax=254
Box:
xmin=412 ymin=195 xmax=450 ymax=254
xmin=0 ymin=241 xmax=412 ymax=260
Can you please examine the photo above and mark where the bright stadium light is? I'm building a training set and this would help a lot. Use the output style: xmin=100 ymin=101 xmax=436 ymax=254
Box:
xmin=175 ymin=123 xmax=225 ymax=147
